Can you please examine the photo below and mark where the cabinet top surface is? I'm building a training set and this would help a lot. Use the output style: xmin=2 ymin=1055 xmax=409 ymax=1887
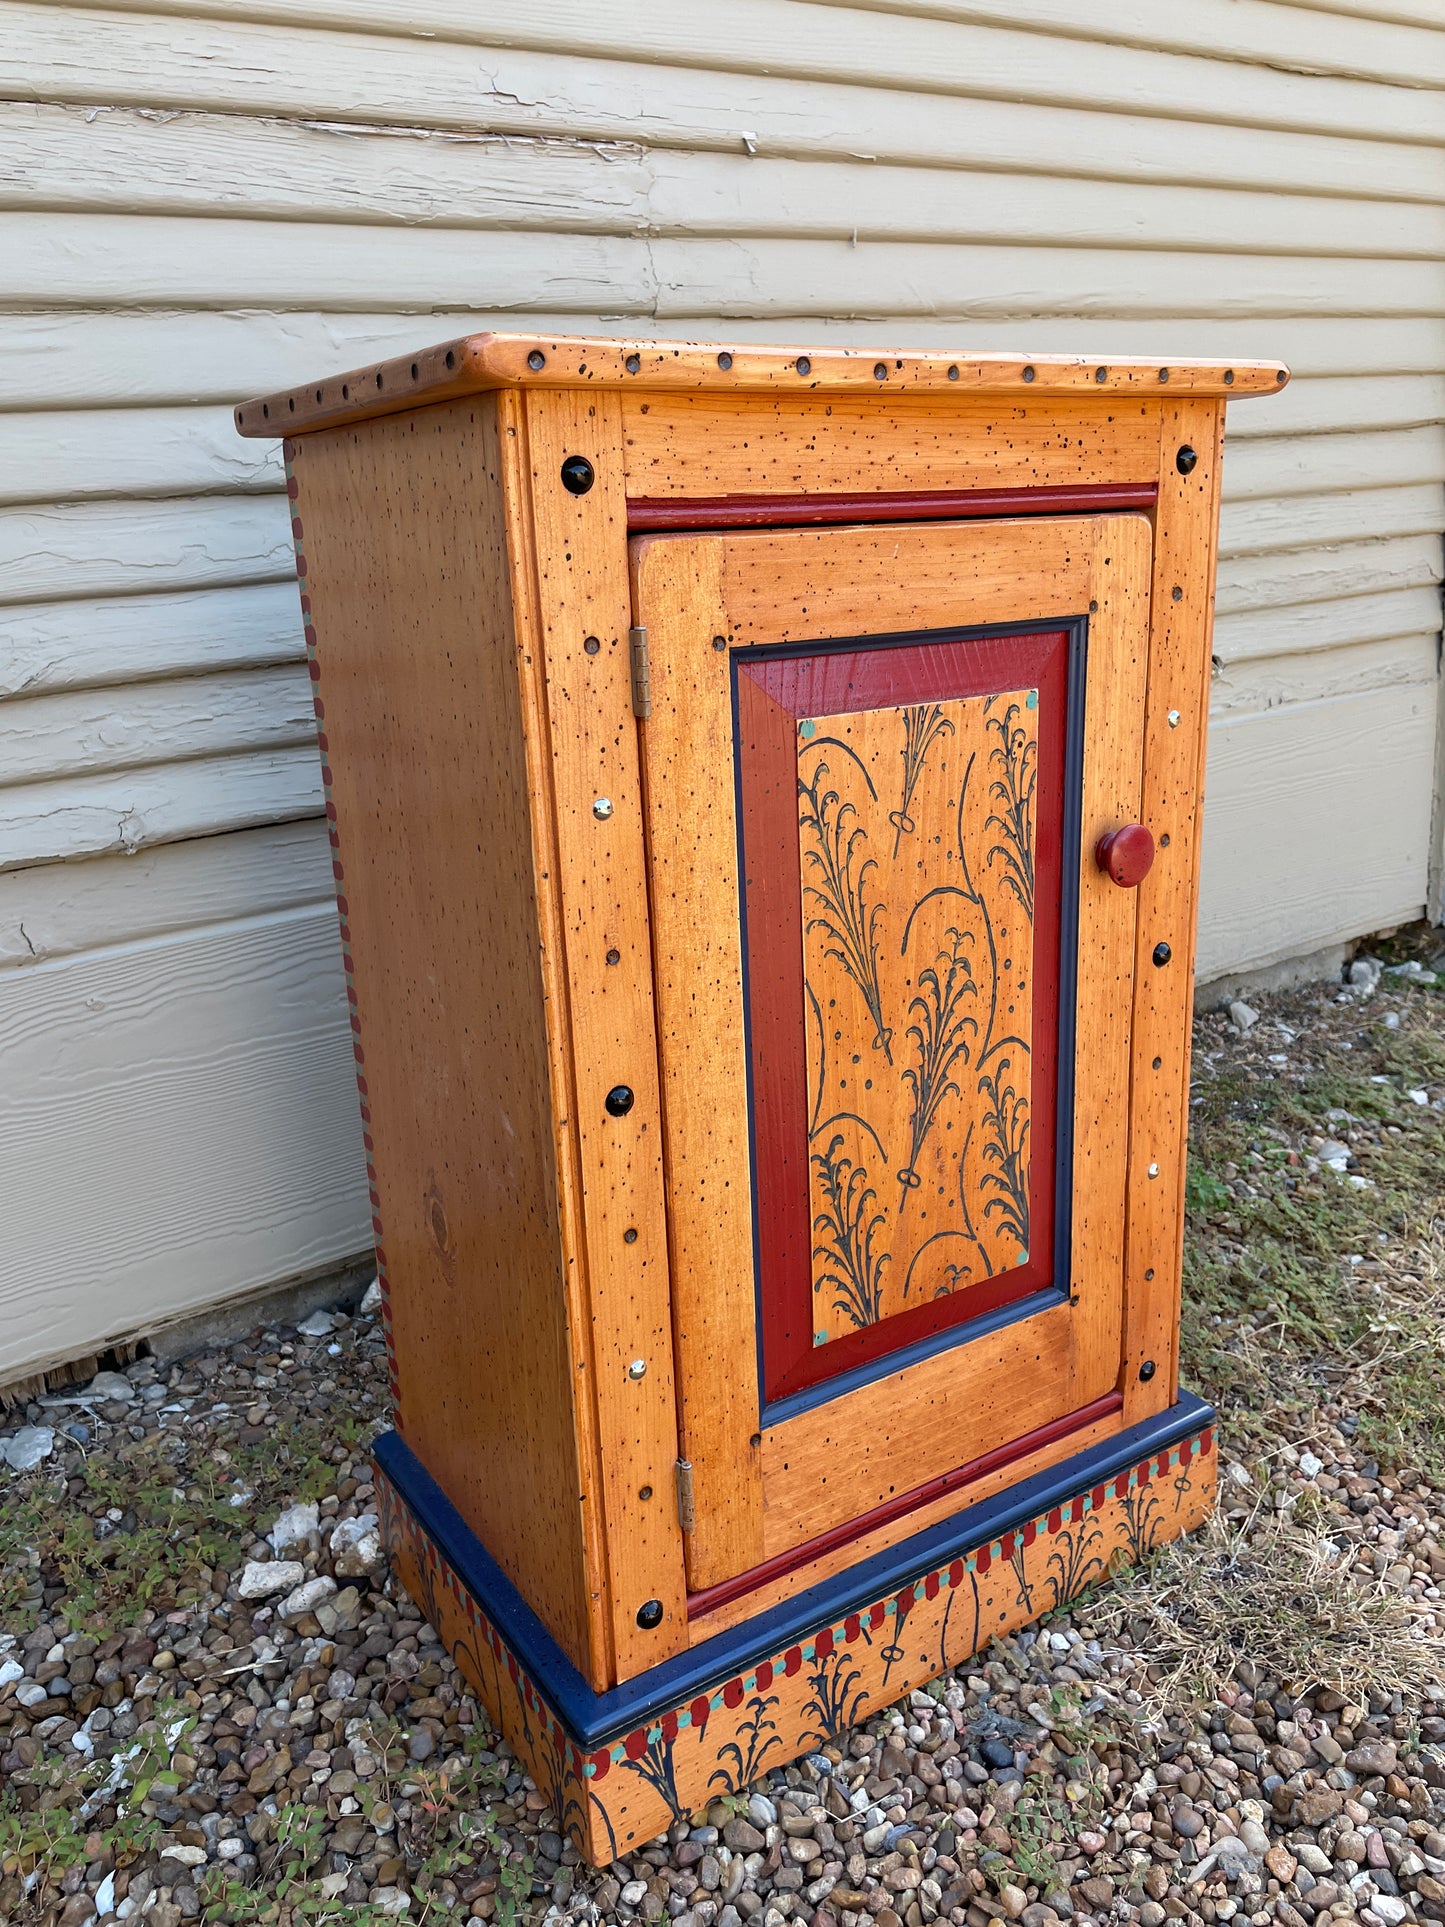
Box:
xmin=235 ymin=331 xmax=1287 ymax=439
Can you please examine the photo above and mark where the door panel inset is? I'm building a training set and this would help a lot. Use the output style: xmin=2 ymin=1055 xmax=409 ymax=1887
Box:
xmin=736 ymin=626 xmax=1079 ymax=1407
xmin=800 ymin=687 xmax=1036 ymax=1339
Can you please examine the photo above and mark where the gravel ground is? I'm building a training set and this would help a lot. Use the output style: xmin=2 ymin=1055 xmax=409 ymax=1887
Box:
xmin=4 ymin=940 xmax=1445 ymax=1927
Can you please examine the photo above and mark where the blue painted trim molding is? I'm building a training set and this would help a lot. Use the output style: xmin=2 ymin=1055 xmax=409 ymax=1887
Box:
xmin=374 ymin=1388 xmax=1213 ymax=1751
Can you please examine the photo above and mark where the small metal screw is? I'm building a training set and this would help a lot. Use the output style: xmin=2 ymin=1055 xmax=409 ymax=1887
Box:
xmin=624 ymin=1227 xmax=638 ymax=1244
xmin=627 ymin=1358 xmax=647 ymax=1380
xmin=1139 ymin=1360 xmax=1157 ymax=1382
xmin=527 ymin=349 xmax=546 ymax=371
xmin=625 ymin=354 xmax=641 ymax=374
xmin=1159 ymin=832 xmax=1170 ymax=848
xmin=1171 ymin=585 xmax=1183 ymax=602
xmin=1095 ymin=365 xmax=1108 ymax=383
xmin=561 ymin=454 xmax=595 ymax=494
xmin=873 ymin=362 xmax=889 ymax=381
xmin=1021 ymin=365 xmax=1036 ymax=383
xmin=1158 ymin=368 xmax=1170 ymax=383
xmin=712 ymin=635 xmax=727 ymax=652
xmin=636 ymin=1599 xmax=664 ymax=1629
xmin=592 ymin=797 xmax=613 ymax=820
xmin=1152 ymin=1055 xmax=1162 ymax=1070
xmin=947 ymin=364 xmax=959 ymax=381
xmin=749 ymin=1432 xmax=762 ymax=1448
xmin=717 ymin=351 xmax=733 ymax=370
xmin=1147 ymin=1162 xmax=1160 ymax=1179
xmin=796 ymin=356 xmax=811 ymax=376
xmin=605 ymin=947 xmax=621 ymax=966
xmin=1224 ymin=369 xmax=1235 ymax=385
xmin=1176 ymin=445 xmax=1198 ymax=475
xmin=638 ymin=1484 xmax=653 ymax=1500
xmin=606 ymin=1085 xmax=635 ymax=1117
xmin=1088 ymin=599 xmax=1098 ymax=614
xmin=583 ymin=635 xmax=601 ymax=655
xmin=1145 ymin=1267 xmax=1155 ymax=1281
xmin=1167 ymin=709 xmax=1181 ymax=728
xmin=1153 ymin=941 xmax=1172 ymax=967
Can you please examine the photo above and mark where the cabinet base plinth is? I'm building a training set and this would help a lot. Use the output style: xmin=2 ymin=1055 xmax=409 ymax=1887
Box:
xmin=375 ymin=1397 xmax=1215 ymax=1865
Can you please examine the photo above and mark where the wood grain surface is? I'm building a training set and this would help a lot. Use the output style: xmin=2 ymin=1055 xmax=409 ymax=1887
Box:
xmin=237 ymin=334 xmax=1284 ymax=438
xmin=288 ymin=396 xmax=599 ymax=1674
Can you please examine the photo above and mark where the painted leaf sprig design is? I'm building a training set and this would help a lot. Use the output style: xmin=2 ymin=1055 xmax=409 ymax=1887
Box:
xmin=985 ymin=695 xmax=1037 ymax=922
xmin=890 ymin=703 xmax=955 ymax=857
xmin=799 ymin=752 xmax=893 ymax=1064
xmin=897 ymin=926 xmax=978 ymax=1213
xmin=811 ymin=1133 xmax=890 ymax=1331
xmin=979 ymin=1053 xmax=1031 ymax=1259
xmin=798 ymin=687 xmax=1038 ymax=1342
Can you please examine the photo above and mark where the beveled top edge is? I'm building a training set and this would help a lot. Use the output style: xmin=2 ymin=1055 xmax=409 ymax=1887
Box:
xmin=234 ymin=332 xmax=1288 ymax=437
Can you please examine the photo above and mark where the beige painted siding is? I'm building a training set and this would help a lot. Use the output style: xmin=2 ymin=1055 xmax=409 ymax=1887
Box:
xmin=1 ymin=0 xmax=1442 ymax=1380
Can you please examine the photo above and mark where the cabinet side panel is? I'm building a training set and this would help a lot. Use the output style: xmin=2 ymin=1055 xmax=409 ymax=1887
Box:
xmin=288 ymin=397 xmax=593 ymax=1670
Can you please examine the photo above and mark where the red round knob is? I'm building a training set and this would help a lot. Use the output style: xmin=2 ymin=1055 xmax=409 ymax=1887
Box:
xmin=1095 ymin=823 xmax=1155 ymax=888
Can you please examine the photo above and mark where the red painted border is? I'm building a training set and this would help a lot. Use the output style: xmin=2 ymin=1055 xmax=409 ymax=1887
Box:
xmin=688 ymin=1390 xmax=1124 ymax=1622
xmin=738 ymin=629 xmax=1071 ymax=1404
xmin=628 ymin=483 xmax=1157 ymax=533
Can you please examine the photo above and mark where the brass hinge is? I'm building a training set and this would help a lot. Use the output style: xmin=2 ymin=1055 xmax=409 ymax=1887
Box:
xmin=674 ymin=1458 xmax=695 ymax=1534
xmin=629 ymin=625 xmax=652 ymax=719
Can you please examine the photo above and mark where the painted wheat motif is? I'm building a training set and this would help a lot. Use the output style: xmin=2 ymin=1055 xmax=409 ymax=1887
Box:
xmin=979 ymin=1055 xmax=1030 ymax=1259
xmin=984 ymin=695 xmax=1037 ymax=923
xmin=811 ymin=1132 xmax=890 ymax=1330
xmin=897 ymin=925 xmax=978 ymax=1215
xmin=799 ymin=757 xmax=893 ymax=1063
xmin=890 ymin=703 xmax=955 ymax=857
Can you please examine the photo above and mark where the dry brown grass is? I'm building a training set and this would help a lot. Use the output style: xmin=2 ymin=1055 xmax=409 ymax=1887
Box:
xmin=1095 ymin=1503 xmax=1445 ymax=1711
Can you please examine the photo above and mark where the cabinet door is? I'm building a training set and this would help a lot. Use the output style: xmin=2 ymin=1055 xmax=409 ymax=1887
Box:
xmin=632 ymin=515 xmax=1152 ymax=1598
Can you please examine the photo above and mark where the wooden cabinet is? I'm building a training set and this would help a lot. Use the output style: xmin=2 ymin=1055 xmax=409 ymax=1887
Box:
xmin=237 ymin=335 xmax=1284 ymax=1861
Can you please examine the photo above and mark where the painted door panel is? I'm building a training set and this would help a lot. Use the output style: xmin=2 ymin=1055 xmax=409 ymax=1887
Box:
xmin=632 ymin=516 xmax=1151 ymax=1594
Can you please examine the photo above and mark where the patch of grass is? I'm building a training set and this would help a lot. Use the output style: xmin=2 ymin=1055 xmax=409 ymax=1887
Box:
xmin=0 ymin=1413 xmax=377 ymax=1634
xmin=1099 ymin=1504 xmax=1439 ymax=1709
xmin=1181 ymin=1001 xmax=1445 ymax=1477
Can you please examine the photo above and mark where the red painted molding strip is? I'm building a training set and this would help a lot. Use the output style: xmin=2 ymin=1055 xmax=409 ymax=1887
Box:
xmin=687 ymin=1390 xmax=1125 ymax=1622
xmin=627 ymin=483 xmax=1157 ymax=533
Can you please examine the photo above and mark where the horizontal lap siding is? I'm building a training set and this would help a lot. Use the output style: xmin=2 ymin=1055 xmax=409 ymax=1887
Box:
xmin=0 ymin=0 xmax=1441 ymax=1377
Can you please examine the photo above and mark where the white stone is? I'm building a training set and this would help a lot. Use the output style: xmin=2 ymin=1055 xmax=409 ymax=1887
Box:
xmin=369 ymin=1889 xmax=410 ymax=1915
xmin=237 ymin=1558 xmax=306 ymax=1600
xmin=0 ymin=1657 xmax=22 ymax=1687
xmin=86 ymin=1370 xmax=136 ymax=1401
xmin=319 ymin=1872 xmax=350 ymax=1899
xmin=1409 ymin=1088 xmax=1430 ymax=1106
xmin=281 ymin=1575 xmax=337 ymax=1619
xmin=331 ymin=1513 xmax=385 ymax=1579
xmin=164 ymin=1844 xmax=207 ymax=1868
xmin=1229 ymin=1000 xmax=1259 ymax=1033
xmin=359 ymin=1278 xmax=383 ymax=1316
xmin=268 ymin=1500 xmax=320 ymax=1552
xmin=1 ymin=1425 xmax=55 ymax=1471
xmin=1296 ymin=1843 xmax=1333 ymax=1875
xmin=94 ymin=1872 xmax=116 ymax=1917
xmin=1371 ymin=1899 xmax=1407 ymax=1927
xmin=1299 ymin=1451 xmax=1324 ymax=1478
xmin=1349 ymin=957 xmax=1383 ymax=990
xmin=297 ymin=1309 xmax=337 ymax=1337
xmin=16 ymin=1681 xmax=49 ymax=1707
xmin=217 ymin=1837 xmax=246 ymax=1861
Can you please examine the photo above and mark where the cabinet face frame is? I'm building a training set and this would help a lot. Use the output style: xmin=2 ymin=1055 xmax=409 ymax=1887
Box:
xmin=502 ymin=386 xmax=1228 ymax=1678
xmin=630 ymin=514 xmax=1153 ymax=1597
